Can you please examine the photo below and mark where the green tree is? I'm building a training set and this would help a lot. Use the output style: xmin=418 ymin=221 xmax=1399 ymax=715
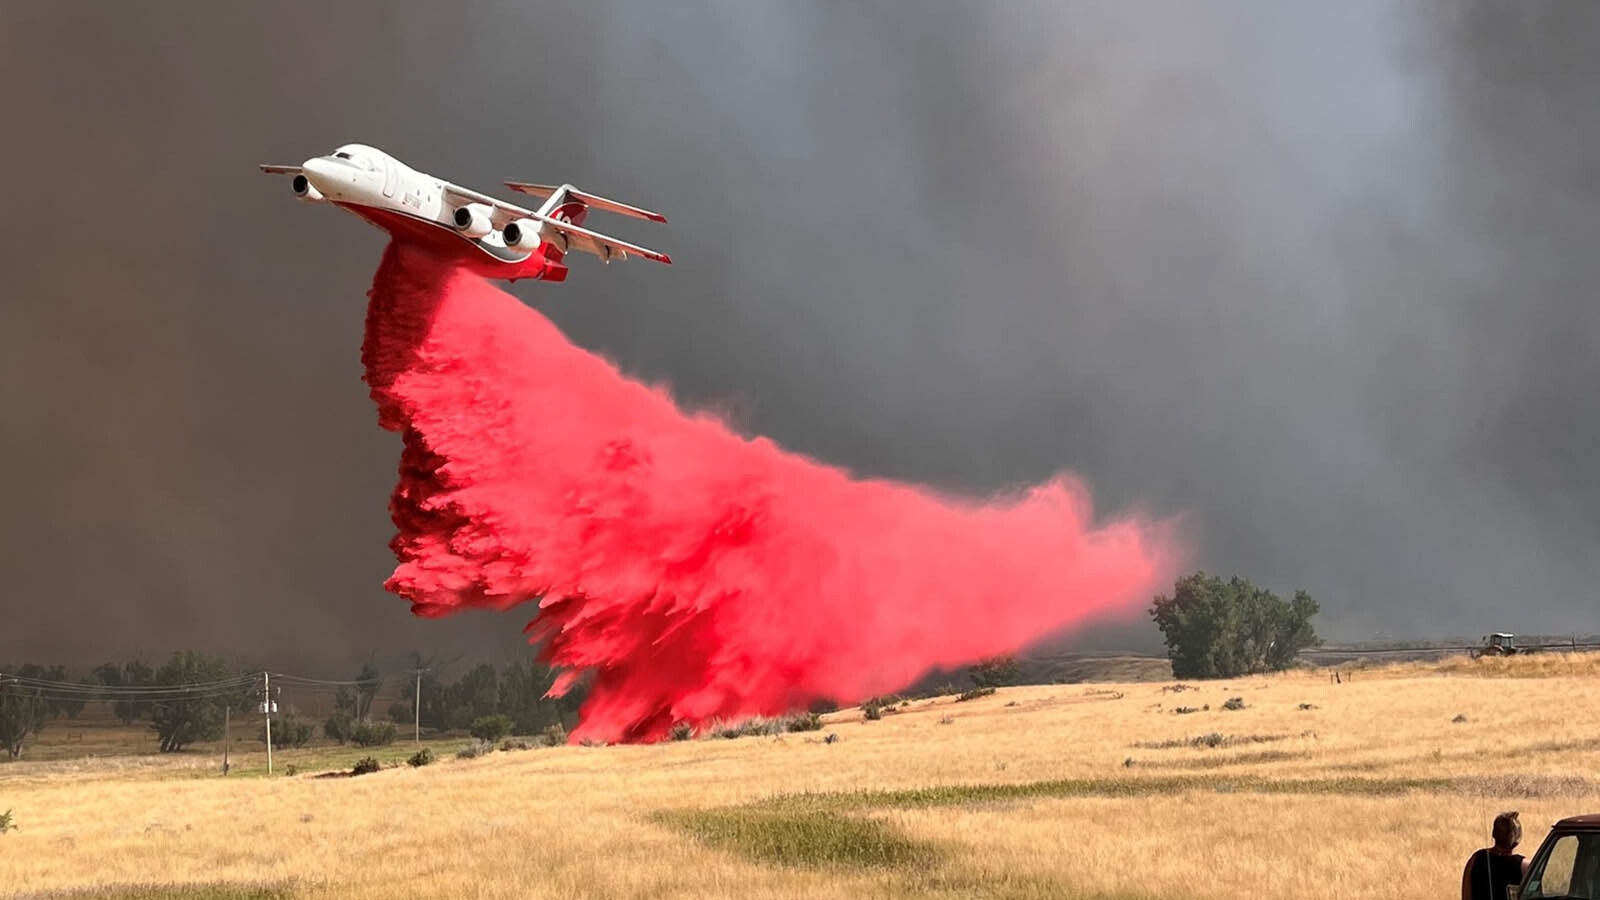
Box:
xmin=148 ymin=652 xmax=236 ymax=753
xmin=0 ymin=672 xmax=48 ymax=759
xmin=1149 ymin=571 xmax=1321 ymax=679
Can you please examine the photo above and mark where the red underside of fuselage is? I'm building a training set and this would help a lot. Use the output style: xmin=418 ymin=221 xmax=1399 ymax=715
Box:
xmin=337 ymin=203 xmax=568 ymax=283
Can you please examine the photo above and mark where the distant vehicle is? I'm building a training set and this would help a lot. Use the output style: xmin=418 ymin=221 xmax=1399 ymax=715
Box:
xmin=1517 ymin=813 xmax=1600 ymax=898
xmin=260 ymin=143 xmax=670 ymax=283
xmin=1473 ymin=633 xmax=1522 ymax=658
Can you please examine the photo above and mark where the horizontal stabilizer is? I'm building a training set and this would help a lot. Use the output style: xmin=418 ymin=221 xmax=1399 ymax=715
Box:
xmin=505 ymin=182 xmax=668 ymax=224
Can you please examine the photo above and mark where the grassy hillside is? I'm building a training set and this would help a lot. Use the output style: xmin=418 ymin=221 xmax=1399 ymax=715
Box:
xmin=4 ymin=652 xmax=1598 ymax=899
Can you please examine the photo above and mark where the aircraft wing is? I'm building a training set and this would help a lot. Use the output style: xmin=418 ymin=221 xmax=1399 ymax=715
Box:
xmin=259 ymin=164 xmax=302 ymax=175
xmin=442 ymin=182 xmax=671 ymax=265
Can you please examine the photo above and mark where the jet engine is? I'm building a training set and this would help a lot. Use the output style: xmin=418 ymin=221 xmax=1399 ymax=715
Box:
xmin=291 ymin=174 xmax=324 ymax=202
xmin=451 ymin=203 xmax=495 ymax=238
xmin=503 ymin=219 xmax=568 ymax=254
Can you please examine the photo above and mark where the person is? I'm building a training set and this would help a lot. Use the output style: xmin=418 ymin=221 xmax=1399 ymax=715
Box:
xmin=1462 ymin=811 xmax=1528 ymax=900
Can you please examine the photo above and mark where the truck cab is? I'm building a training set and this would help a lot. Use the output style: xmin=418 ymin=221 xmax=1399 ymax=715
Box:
xmin=1518 ymin=814 xmax=1600 ymax=898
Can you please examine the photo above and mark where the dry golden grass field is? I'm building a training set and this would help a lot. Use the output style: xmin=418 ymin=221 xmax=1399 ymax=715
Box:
xmin=3 ymin=653 xmax=1598 ymax=899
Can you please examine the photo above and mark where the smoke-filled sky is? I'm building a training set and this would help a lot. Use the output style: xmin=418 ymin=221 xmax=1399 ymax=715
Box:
xmin=2 ymin=2 xmax=1596 ymax=672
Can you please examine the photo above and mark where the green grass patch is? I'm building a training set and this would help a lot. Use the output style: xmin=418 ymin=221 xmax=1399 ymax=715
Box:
xmin=20 ymin=882 xmax=292 ymax=900
xmin=654 ymin=802 xmax=937 ymax=869
xmin=657 ymin=774 xmax=1459 ymax=874
xmin=754 ymin=774 xmax=1460 ymax=814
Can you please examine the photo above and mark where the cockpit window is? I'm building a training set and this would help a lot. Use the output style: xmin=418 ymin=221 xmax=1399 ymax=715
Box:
xmin=334 ymin=152 xmax=353 ymax=160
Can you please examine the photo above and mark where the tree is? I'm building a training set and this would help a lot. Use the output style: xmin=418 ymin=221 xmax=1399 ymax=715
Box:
xmin=95 ymin=661 xmax=155 ymax=725
xmin=15 ymin=664 xmax=85 ymax=720
xmin=1150 ymin=571 xmax=1321 ymax=679
xmin=355 ymin=662 xmax=381 ymax=722
xmin=148 ymin=651 xmax=235 ymax=753
xmin=0 ymin=673 xmax=48 ymax=760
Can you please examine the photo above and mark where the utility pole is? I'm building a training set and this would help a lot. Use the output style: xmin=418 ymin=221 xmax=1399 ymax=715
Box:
xmin=223 ymin=704 xmax=230 ymax=776
xmin=414 ymin=668 xmax=422 ymax=745
xmin=263 ymin=671 xmax=273 ymax=776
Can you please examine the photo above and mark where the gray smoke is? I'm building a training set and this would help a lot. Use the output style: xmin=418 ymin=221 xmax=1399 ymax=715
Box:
xmin=1 ymin=2 xmax=1595 ymax=672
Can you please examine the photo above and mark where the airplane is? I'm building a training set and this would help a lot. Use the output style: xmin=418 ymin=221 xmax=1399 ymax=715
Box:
xmin=260 ymin=143 xmax=670 ymax=283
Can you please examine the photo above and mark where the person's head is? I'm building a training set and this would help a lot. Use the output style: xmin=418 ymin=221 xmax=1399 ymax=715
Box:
xmin=1492 ymin=811 xmax=1522 ymax=850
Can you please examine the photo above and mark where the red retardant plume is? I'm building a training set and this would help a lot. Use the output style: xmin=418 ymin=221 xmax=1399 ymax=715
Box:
xmin=361 ymin=241 xmax=1180 ymax=743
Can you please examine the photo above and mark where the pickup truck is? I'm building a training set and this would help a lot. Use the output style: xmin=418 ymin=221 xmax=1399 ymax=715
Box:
xmin=1518 ymin=814 xmax=1600 ymax=899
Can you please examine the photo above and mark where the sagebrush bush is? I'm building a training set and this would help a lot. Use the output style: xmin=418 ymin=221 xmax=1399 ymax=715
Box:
xmin=457 ymin=739 xmax=494 ymax=759
xmin=956 ymin=687 xmax=996 ymax=702
xmin=351 ymin=721 xmax=397 ymax=747
xmin=469 ymin=714 xmax=513 ymax=743
xmin=862 ymin=702 xmax=883 ymax=722
xmin=500 ymin=738 xmax=533 ymax=751
xmin=782 ymin=711 xmax=824 ymax=732
xmin=351 ymin=756 xmax=380 ymax=776
xmin=669 ymin=722 xmax=693 ymax=741
xmin=0 ymin=809 xmax=12 ymax=834
xmin=407 ymin=748 xmax=435 ymax=767
xmin=1222 ymin=697 xmax=1247 ymax=711
xmin=542 ymin=723 xmax=568 ymax=746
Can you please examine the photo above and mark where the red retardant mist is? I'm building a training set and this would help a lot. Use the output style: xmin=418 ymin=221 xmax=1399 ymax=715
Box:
xmin=361 ymin=241 xmax=1181 ymax=743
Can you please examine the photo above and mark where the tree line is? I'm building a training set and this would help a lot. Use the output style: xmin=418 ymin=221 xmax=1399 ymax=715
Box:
xmin=0 ymin=652 xmax=585 ymax=760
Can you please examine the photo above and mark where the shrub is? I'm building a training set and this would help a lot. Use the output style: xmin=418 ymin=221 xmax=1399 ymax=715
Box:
xmin=808 ymin=698 xmax=839 ymax=715
xmin=350 ymin=721 xmax=397 ymax=747
xmin=257 ymin=714 xmax=313 ymax=749
xmin=407 ymin=748 xmax=435 ymax=768
xmin=457 ymin=739 xmax=494 ymax=759
xmin=542 ymin=723 xmax=568 ymax=746
xmin=1452 ymin=713 xmax=1468 ymax=724
xmin=1193 ymin=732 xmax=1225 ymax=748
xmin=283 ymin=764 xmax=299 ymax=776
xmin=968 ymin=655 xmax=1019 ymax=689
xmin=1299 ymin=703 xmax=1317 ymax=711
xmin=469 ymin=714 xmax=513 ymax=743
xmin=956 ymin=687 xmax=996 ymax=702
xmin=937 ymin=715 xmax=954 ymax=725
xmin=669 ymin=722 xmax=693 ymax=741
xmin=782 ymin=711 xmax=824 ymax=733
xmin=862 ymin=702 xmax=883 ymax=722
xmin=1174 ymin=706 xmax=1200 ymax=715
xmin=323 ymin=710 xmax=353 ymax=744
xmin=500 ymin=739 xmax=533 ymax=751
xmin=1222 ymin=697 xmax=1247 ymax=711
xmin=0 ymin=809 xmax=12 ymax=833
xmin=351 ymin=756 xmax=380 ymax=776
xmin=386 ymin=701 xmax=412 ymax=725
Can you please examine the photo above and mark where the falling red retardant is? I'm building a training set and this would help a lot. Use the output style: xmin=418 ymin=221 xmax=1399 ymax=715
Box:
xmin=361 ymin=240 xmax=1181 ymax=743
